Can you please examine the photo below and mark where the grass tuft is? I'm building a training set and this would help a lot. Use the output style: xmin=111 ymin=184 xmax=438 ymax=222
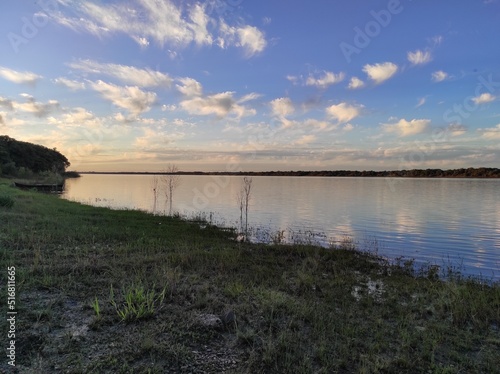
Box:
xmin=110 ymin=283 xmax=167 ymax=322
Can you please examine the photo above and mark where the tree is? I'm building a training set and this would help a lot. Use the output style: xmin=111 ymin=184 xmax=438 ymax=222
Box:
xmin=237 ymin=177 xmax=252 ymax=238
xmin=0 ymin=135 xmax=70 ymax=176
xmin=162 ymin=164 xmax=181 ymax=216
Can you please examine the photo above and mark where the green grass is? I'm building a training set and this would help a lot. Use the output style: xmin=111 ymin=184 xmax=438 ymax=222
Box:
xmin=0 ymin=195 xmax=14 ymax=208
xmin=0 ymin=177 xmax=499 ymax=373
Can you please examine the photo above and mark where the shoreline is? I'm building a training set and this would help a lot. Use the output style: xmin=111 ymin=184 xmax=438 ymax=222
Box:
xmin=1 ymin=178 xmax=499 ymax=373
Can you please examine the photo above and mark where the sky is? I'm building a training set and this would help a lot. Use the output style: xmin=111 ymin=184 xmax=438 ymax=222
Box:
xmin=1 ymin=0 xmax=499 ymax=172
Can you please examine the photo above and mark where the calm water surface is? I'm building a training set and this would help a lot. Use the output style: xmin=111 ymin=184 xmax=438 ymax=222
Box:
xmin=62 ymin=174 xmax=500 ymax=279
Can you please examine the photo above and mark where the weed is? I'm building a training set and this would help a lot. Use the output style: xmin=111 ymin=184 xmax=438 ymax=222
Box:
xmin=110 ymin=283 xmax=167 ymax=322
xmin=91 ymin=296 xmax=101 ymax=320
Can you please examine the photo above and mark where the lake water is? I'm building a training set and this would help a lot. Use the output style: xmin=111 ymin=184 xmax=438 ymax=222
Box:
xmin=61 ymin=174 xmax=500 ymax=280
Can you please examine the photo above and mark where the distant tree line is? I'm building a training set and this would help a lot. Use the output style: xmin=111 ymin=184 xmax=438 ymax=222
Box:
xmin=0 ymin=135 xmax=70 ymax=177
xmin=200 ymin=168 xmax=500 ymax=178
xmin=81 ymin=168 xmax=500 ymax=178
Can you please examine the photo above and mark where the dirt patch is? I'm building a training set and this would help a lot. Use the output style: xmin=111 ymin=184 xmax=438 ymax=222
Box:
xmin=3 ymin=289 xmax=245 ymax=373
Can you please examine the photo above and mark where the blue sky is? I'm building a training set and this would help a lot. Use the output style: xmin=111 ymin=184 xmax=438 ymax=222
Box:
xmin=1 ymin=0 xmax=499 ymax=171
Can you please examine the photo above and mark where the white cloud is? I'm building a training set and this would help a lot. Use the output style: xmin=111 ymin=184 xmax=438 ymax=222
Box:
xmin=180 ymin=91 xmax=254 ymax=118
xmin=175 ymin=81 xmax=259 ymax=119
xmin=305 ymin=71 xmax=345 ymax=88
xmin=135 ymin=37 xmax=150 ymax=48
xmin=295 ymin=134 xmax=316 ymax=145
xmin=0 ymin=112 xmax=25 ymax=127
xmin=188 ymin=3 xmax=213 ymax=45
xmin=342 ymin=123 xmax=354 ymax=132
xmin=270 ymin=97 xmax=294 ymax=117
xmin=69 ymin=59 xmax=173 ymax=88
xmin=302 ymin=119 xmax=334 ymax=131
xmin=238 ymin=93 xmax=262 ymax=104
xmin=77 ymin=0 xmax=205 ymax=45
xmin=326 ymin=103 xmax=362 ymax=124
xmin=63 ymin=107 xmax=95 ymax=124
xmin=347 ymin=77 xmax=365 ymax=89
xmin=383 ymin=118 xmax=430 ymax=137
xmin=0 ymin=66 xmax=42 ymax=85
xmin=134 ymin=127 xmax=184 ymax=150
xmin=0 ymin=97 xmax=13 ymax=110
xmin=54 ymin=77 xmax=86 ymax=90
xmin=430 ymin=35 xmax=444 ymax=46
xmin=167 ymin=49 xmax=178 ymax=60
xmin=219 ymin=22 xmax=267 ymax=57
xmin=416 ymin=97 xmax=426 ymax=108
xmin=472 ymin=93 xmax=496 ymax=104
xmin=237 ymin=25 xmax=267 ymax=57
xmin=112 ymin=112 xmax=125 ymax=122
xmin=48 ymin=107 xmax=102 ymax=128
xmin=407 ymin=50 xmax=432 ymax=65
xmin=432 ymin=70 xmax=448 ymax=82
xmin=12 ymin=97 xmax=60 ymax=117
xmin=176 ymin=77 xmax=203 ymax=96
xmin=362 ymin=62 xmax=398 ymax=84
xmin=286 ymin=75 xmax=300 ymax=85
xmin=52 ymin=0 xmax=267 ymax=57
xmin=479 ymin=124 xmax=500 ymax=139
xmin=286 ymin=71 xmax=345 ymax=89
xmin=446 ymin=123 xmax=467 ymax=137
xmin=161 ymin=104 xmax=176 ymax=112
xmin=49 ymin=4 xmax=109 ymax=37
xmin=89 ymin=80 xmax=157 ymax=115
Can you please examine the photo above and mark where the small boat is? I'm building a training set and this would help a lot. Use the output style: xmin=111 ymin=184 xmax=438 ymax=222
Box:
xmin=14 ymin=182 xmax=65 ymax=193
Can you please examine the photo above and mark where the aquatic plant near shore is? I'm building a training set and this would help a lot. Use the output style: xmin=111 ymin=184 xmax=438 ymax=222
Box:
xmin=150 ymin=175 xmax=159 ymax=214
xmin=162 ymin=164 xmax=181 ymax=216
xmin=237 ymin=176 xmax=252 ymax=238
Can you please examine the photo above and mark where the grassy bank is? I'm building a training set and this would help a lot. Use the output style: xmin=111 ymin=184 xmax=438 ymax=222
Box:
xmin=1 ymin=178 xmax=499 ymax=373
